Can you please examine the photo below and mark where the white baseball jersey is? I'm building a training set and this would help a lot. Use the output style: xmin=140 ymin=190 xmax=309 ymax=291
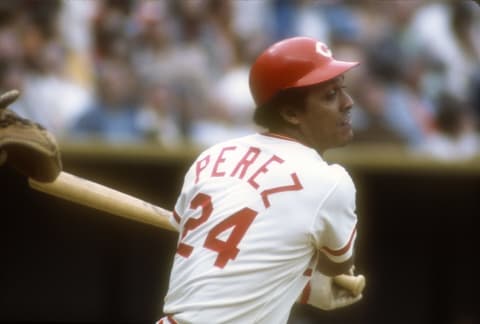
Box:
xmin=160 ymin=133 xmax=357 ymax=324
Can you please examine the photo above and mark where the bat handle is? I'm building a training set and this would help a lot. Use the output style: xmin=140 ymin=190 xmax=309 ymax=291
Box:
xmin=333 ymin=274 xmax=366 ymax=296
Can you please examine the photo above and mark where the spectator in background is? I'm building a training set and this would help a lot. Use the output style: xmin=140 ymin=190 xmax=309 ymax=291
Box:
xmin=0 ymin=1 xmax=91 ymax=138
xmin=363 ymin=0 xmax=443 ymax=149
xmin=271 ymin=0 xmax=330 ymax=42
xmin=230 ymin=0 xmax=273 ymax=58
xmin=130 ymin=0 xmax=178 ymax=85
xmin=406 ymin=1 xmax=480 ymax=101
xmin=471 ymin=69 xmax=480 ymax=120
xmin=90 ymin=0 xmax=134 ymax=63
xmin=350 ymin=73 xmax=404 ymax=144
xmin=69 ymin=58 xmax=142 ymax=142
xmin=413 ymin=92 xmax=479 ymax=161
xmin=160 ymin=0 xmax=215 ymax=141
xmin=197 ymin=36 xmax=258 ymax=147
xmin=0 ymin=0 xmax=478 ymax=153
xmin=58 ymin=0 xmax=96 ymax=89
xmin=202 ymin=0 xmax=237 ymax=79
xmin=164 ymin=0 xmax=242 ymax=145
xmin=323 ymin=1 xmax=364 ymax=63
xmin=135 ymin=80 xmax=182 ymax=146
xmin=365 ymin=35 xmax=436 ymax=146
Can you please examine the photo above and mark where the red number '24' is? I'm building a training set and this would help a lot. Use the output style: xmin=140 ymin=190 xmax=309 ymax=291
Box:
xmin=176 ymin=193 xmax=257 ymax=268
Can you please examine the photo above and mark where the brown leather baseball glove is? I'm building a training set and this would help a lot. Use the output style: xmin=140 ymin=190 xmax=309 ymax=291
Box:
xmin=0 ymin=89 xmax=62 ymax=182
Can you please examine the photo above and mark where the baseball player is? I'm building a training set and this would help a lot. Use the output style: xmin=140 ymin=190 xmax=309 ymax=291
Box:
xmin=157 ymin=36 xmax=362 ymax=324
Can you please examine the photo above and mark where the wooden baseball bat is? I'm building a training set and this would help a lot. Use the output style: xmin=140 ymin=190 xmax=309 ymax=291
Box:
xmin=29 ymin=171 xmax=365 ymax=295
xmin=29 ymin=171 xmax=176 ymax=231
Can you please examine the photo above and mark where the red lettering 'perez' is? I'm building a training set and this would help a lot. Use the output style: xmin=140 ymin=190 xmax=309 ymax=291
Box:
xmin=193 ymin=145 xmax=303 ymax=207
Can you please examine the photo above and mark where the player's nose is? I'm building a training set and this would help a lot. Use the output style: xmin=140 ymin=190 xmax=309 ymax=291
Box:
xmin=340 ymin=89 xmax=354 ymax=112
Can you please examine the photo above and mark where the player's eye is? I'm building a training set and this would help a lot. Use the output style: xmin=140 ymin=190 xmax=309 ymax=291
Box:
xmin=326 ymin=86 xmax=348 ymax=99
xmin=325 ymin=89 xmax=338 ymax=99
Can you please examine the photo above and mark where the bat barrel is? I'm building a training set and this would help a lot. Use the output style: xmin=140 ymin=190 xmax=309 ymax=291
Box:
xmin=29 ymin=171 xmax=176 ymax=231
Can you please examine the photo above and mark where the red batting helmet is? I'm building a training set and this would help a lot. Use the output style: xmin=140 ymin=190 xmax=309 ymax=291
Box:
xmin=249 ymin=37 xmax=359 ymax=107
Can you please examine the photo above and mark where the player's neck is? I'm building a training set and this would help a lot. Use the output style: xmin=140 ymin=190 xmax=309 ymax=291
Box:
xmin=265 ymin=128 xmax=326 ymax=156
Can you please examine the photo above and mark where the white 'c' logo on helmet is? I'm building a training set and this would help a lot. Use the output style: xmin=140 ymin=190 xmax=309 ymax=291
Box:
xmin=316 ymin=42 xmax=332 ymax=58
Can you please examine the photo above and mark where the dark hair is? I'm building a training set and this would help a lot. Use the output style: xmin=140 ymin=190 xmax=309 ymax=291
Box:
xmin=253 ymin=86 xmax=310 ymax=131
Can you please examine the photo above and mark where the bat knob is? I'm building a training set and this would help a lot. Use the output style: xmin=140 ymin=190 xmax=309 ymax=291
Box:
xmin=352 ymin=274 xmax=366 ymax=296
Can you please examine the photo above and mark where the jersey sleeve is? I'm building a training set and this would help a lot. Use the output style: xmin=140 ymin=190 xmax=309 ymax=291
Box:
xmin=311 ymin=166 xmax=358 ymax=263
xmin=169 ymin=202 xmax=182 ymax=231
xmin=169 ymin=162 xmax=197 ymax=231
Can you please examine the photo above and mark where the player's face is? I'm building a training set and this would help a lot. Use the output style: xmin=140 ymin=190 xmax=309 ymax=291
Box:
xmin=297 ymin=76 xmax=354 ymax=153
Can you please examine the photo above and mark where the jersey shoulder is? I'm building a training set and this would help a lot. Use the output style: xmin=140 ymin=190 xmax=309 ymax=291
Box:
xmin=318 ymin=163 xmax=356 ymax=202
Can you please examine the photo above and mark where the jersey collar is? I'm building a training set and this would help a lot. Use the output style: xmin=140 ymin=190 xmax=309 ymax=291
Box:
xmin=261 ymin=132 xmax=301 ymax=144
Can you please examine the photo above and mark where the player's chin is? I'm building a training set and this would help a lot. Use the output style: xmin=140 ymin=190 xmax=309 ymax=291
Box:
xmin=336 ymin=127 xmax=354 ymax=146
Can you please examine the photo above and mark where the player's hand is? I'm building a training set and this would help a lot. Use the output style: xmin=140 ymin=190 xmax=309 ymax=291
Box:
xmin=303 ymin=269 xmax=363 ymax=310
xmin=0 ymin=89 xmax=62 ymax=182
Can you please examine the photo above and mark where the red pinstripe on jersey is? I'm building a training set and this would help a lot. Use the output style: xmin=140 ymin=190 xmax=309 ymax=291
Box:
xmin=299 ymin=281 xmax=311 ymax=304
xmin=322 ymin=227 xmax=357 ymax=256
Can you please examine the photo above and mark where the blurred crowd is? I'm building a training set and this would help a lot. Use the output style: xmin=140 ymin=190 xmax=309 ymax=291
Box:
xmin=0 ymin=0 xmax=479 ymax=160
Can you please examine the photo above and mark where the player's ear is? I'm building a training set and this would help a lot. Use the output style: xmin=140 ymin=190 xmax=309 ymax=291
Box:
xmin=279 ymin=104 xmax=302 ymax=126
